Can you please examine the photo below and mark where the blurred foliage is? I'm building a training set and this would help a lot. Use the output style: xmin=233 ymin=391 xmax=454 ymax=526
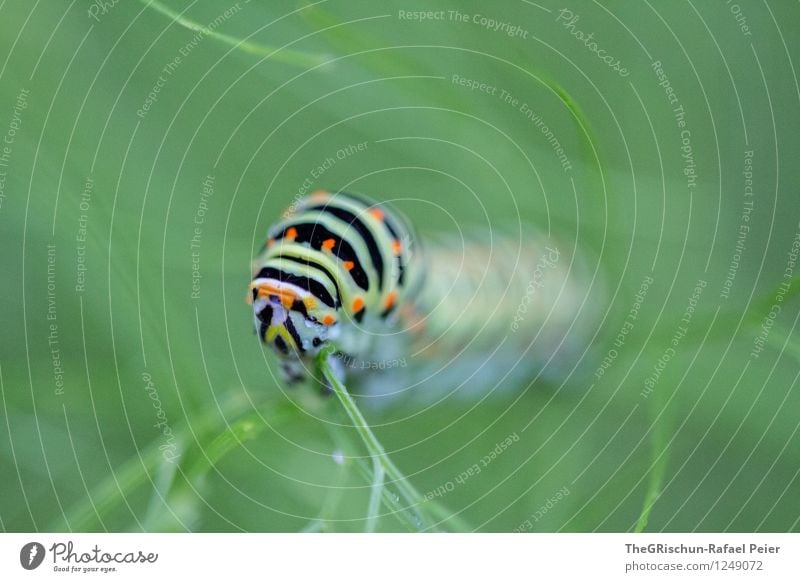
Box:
xmin=0 ymin=0 xmax=798 ymax=532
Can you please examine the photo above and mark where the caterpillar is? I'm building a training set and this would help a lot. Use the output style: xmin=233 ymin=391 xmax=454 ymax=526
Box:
xmin=250 ymin=190 xmax=597 ymax=397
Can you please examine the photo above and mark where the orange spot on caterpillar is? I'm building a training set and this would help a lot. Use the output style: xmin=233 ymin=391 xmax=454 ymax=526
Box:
xmin=322 ymin=314 xmax=336 ymax=326
xmin=343 ymin=260 xmax=354 ymax=271
xmin=369 ymin=208 xmax=384 ymax=221
xmin=352 ymin=297 xmax=365 ymax=312
xmin=384 ymin=291 xmax=397 ymax=310
xmin=392 ymin=239 xmax=402 ymax=256
xmin=267 ymin=239 xmax=275 ymax=248
xmin=253 ymin=282 xmax=297 ymax=306
xmin=303 ymin=297 xmax=317 ymax=310
xmin=322 ymin=239 xmax=335 ymax=251
xmin=285 ymin=227 xmax=297 ymax=241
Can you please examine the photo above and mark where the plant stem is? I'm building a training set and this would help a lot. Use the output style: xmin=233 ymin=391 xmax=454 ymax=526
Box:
xmin=317 ymin=346 xmax=433 ymax=531
xmin=635 ymin=387 xmax=670 ymax=533
xmin=141 ymin=0 xmax=330 ymax=68
xmin=365 ymin=459 xmax=384 ymax=533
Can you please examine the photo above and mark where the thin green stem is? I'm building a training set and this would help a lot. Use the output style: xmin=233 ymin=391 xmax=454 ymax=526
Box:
xmin=317 ymin=346 xmax=433 ymax=531
xmin=635 ymin=388 xmax=670 ymax=533
xmin=318 ymin=346 xmax=474 ymax=531
xmin=365 ymin=459 xmax=384 ymax=533
xmin=141 ymin=0 xmax=329 ymax=68
xmin=350 ymin=458 xmax=417 ymax=532
xmin=325 ymin=424 xmax=419 ymax=531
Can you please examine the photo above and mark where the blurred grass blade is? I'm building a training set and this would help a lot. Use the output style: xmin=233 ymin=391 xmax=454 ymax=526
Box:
xmin=141 ymin=0 xmax=329 ymax=67
xmin=635 ymin=387 xmax=671 ymax=533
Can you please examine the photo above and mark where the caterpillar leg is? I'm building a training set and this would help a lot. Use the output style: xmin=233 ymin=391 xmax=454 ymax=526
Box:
xmin=280 ymin=358 xmax=306 ymax=386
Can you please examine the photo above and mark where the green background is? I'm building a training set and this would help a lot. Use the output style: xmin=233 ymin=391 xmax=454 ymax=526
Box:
xmin=0 ymin=0 xmax=798 ymax=532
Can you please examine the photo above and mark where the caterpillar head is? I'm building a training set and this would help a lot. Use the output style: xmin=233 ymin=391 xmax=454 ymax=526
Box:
xmin=250 ymin=277 xmax=339 ymax=366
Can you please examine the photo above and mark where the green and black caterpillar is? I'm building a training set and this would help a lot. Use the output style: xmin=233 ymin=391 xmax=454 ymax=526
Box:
xmin=250 ymin=190 xmax=597 ymax=396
